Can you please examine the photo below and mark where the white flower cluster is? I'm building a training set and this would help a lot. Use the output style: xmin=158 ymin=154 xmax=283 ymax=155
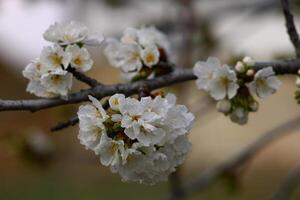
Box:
xmin=104 ymin=27 xmax=171 ymax=81
xmin=193 ymin=57 xmax=281 ymax=124
xmin=23 ymin=21 xmax=103 ymax=97
xmin=78 ymin=93 xmax=194 ymax=184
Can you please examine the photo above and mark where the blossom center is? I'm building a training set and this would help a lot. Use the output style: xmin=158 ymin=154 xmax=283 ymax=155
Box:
xmin=50 ymin=54 xmax=62 ymax=66
xmin=145 ymin=53 xmax=155 ymax=64
xmin=220 ymin=77 xmax=230 ymax=88
xmin=256 ymin=78 xmax=266 ymax=87
xmin=112 ymin=98 xmax=119 ymax=105
xmin=50 ymin=75 xmax=62 ymax=84
xmin=110 ymin=143 xmax=119 ymax=154
xmin=74 ymin=56 xmax=83 ymax=66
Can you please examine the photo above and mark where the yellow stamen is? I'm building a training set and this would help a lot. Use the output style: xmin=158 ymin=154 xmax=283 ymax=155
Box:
xmin=145 ymin=53 xmax=155 ymax=64
xmin=73 ymin=56 xmax=83 ymax=66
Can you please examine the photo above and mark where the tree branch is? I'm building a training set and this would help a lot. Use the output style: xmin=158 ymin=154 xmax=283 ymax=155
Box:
xmin=67 ymin=67 xmax=100 ymax=87
xmin=270 ymin=165 xmax=300 ymax=200
xmin=0 ymin=59 xmax=300 ymax=113
xmin=167 ymin=115 xmax=300 ymax=200
xmin=280 ymin=0 xmax=300 ymax=57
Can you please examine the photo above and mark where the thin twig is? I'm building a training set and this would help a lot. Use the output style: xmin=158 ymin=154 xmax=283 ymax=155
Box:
xmin=0 ymin=59 xmax=300 ymax=112
xmin=167 ymin=115 xmax=300 ymax=200
xmin=280 ymin=0 xmax=300 ymax=57
xmin=270 ymin=165 xmax=300 ymax=200
xmin=50 ymin=116 xmax=79 ymax=132
xmin=67 ymin=67 xmax=100 ymax=87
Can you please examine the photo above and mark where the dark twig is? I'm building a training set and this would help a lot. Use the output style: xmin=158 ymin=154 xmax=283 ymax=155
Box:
xmin=270 ymin=165 xmax=300 ymax=200
xmin=1 ymin=59 xmax=300 ymax=112
xmin=280 ymin=0 xmax=300 ymax=57
xmin=50 ymin=116 xmax=79 ymax=132
xmin=167 ymin=115 xmax=300 ymax=200
xmin=67 ymin=67 xmax=100 ymax=87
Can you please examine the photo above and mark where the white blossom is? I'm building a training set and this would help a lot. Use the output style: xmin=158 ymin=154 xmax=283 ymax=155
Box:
xmin=40 ymin=45 xmax=71 ymax=71
xmin=22 ymin=60 xmax=55 ymax=97
xmin=65 ymin=45 xmax=93 ymax=72
xmin=96 ymin=133 xmax=125 ymax=167
xmin=119 ymin=97 xmax=163 ymax=146
xmin=246 ymin=67 xmax=281 ymax=98
xmin=43 ymin=21 xmax=104 ymax=46
xmin=40 ymin=70 xmax=73 ymax=97
xmin=193 ymin=57 xmax=222 ymax=91
xmin=77 ymin=96 xmax=108 ymax=151
xmin=105 ymin=41 xmax=142 ymax=73
xmin=141 ymin=44 xmax=160 ymax=67
xmin=137 ymin=26 xmax=170 ymax=55
xmin=209 ymin=65 xmax=239 ymax=100
xmin=121 ymin=28 xmax=138 ymax=44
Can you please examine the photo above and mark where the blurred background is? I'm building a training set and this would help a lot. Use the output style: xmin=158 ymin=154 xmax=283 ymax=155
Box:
xmin=1 ymin=0 xmax=300 ymax=199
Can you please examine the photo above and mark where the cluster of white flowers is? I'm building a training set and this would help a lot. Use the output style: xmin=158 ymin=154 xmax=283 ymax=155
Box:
xmin=23 ymin=21 xmax=103 ymax=97
xmin=78 ymin=93 xmax=194 ymax=184
xmin=104 ymin=27 xmax=172 ymax=81
xmin=193 ymin=57 xmax=281 ymax=124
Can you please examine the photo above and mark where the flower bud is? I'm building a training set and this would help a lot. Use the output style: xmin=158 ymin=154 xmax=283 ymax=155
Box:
xmin=235 ymin=61 xmax=245 ymax=73
xmin=296 ymin=77 xmax=300 ymax=87
xmin=230 ymin=108 xmax=248 ymax=125
xmin=216 ymin=99 xmax=231 ymax=114
xmin=246 ymin=69 xmax=254 ymax=76
xmin=243 ymin=56 xmax=255 ymax=66
xmin=250 ymin=101 xmax=259 ymax=112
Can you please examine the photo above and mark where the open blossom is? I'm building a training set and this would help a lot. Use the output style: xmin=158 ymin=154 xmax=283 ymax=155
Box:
xmin=136 ymin=26 xmax=170 ymax=54
xmin=118 ymin=44 xmax=143 ymax=72
xmin=22 ymin=60 xmax=55 ymax=97
xmin=23 ymin=48 xmax=73 ymax=97
xmin=40 ymin=45 xmax=71 ymax=72
xmin=77 ymin=93 xmax=194 ymax=185
xmin=193 ymin=57 xmax=239 ymax=100
xmin=96 ymin=133 xmax=125 ymax=166
xmin=246 ymin=67 xmax=281 ymax=98
xmin=65 ymin=45 xmax=94 ymax=72
xmin=193 ymin=57 xmax=222 ymax=91
xmin=104 ymin=26 xmax=171 ymax=77
xmin=40 ymin=70 xmax=73 ymax=97
xmin=43 ymin=21 xmax=104 ymax=46
xmin=209 ymin=65 xmax=239 ymax=100
xmin=121 ymin=27 xmax=138 ymax=44
xmin=78 ymin=96 xmax=108 ymax=151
